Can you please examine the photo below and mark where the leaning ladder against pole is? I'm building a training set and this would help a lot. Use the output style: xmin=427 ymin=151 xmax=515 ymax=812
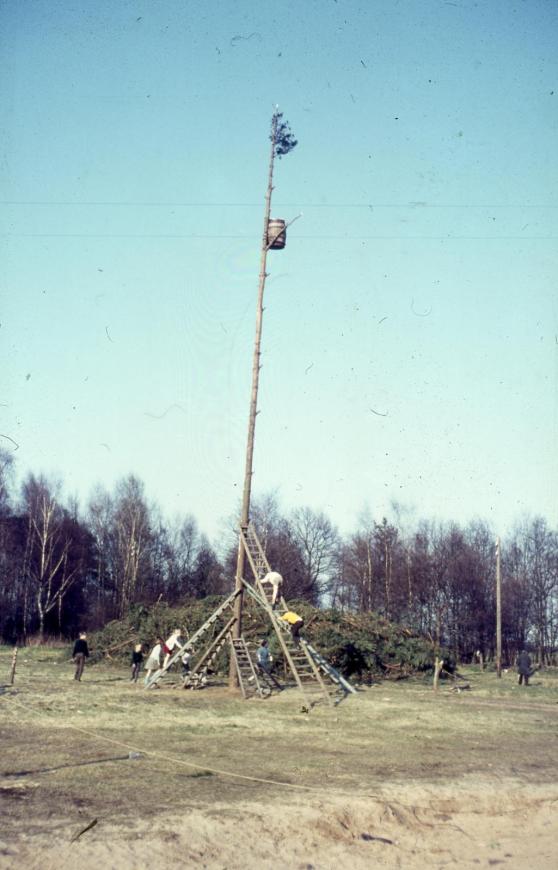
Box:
xmin=184 ymin=615 xmax=236 ymax=689
xmin=240 ymin=578 xmax=319 ymax=707
xmin=145 ymin=589 xmax=241 ymax=689
xmin=240 ymin=526 xmax=357 ymax=701
xmin=229 ymin=637 xmax=270 ymax=699
xmin=241 ymin=524 xmax=288 ymax=611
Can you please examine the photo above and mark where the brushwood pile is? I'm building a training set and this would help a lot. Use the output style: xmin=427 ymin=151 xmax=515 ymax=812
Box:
xmin=88 ymin=596 xmax=444 ymax=683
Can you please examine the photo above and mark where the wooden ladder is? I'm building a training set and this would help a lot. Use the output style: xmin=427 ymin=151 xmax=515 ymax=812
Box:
xmin=239 ymin=554 xmax=355 ymax=706
xmin=304 ymin=641 xmax=357 ymax=696
xmin=183 ymin=616 xmax=236 ymax=689
xmin=229 ymin=637 xmax=270 ymax=699
xmin=145 ymin=589 xmax=241 ymax=689
xmin=279 ymin=632 xmax=335 ymax=704
xmin=239 ymin=577 xmax=330 ymax=708
xmin=248 ymin=526 xmax=355 ymax=698
xmin=240 ymin=524 xmax=288 ymax=612
xmin=243 ymin=524 xmax=270 ymax=579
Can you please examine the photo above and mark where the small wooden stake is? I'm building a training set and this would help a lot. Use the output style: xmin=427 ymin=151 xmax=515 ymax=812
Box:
xmin=9 ymin=646 xmax=18 ymax=685
xmin=433 ymin=656 xmax=444 ymax=692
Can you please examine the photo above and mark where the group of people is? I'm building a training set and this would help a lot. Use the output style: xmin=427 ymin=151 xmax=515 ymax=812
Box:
xmin=70 ymin=628 xmax=190 ymax=684
xmin=70 ymin=569 xmax=304 ymax=684
xmin=73 ymin=625 xmax=538 ymax=690
xmin=71 ymin=608 xmax=304 ymax=685
xmin=68 ymin=564 xmax=538 ymax=689
xmin=142 ymin=629 xmax=188 ymax=684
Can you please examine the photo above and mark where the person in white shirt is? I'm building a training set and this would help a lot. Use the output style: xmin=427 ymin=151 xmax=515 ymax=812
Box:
xmin=163 ymin=629 xmax=184 ymax=668
xmin=261 ymin=571 xmax=283 ymax=609
xmin=144 ymin=638 xmax=163 ymax=684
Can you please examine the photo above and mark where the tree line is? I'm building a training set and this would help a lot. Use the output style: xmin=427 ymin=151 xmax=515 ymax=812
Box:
xmin=0 ymin=448 xmax=556 ymax=665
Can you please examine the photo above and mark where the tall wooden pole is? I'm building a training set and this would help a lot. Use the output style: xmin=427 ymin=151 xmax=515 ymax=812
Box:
xmin=229 ymin=114 xmax=279 ymax=687
xmin=496 ymin=536 xmax=502 ymax=678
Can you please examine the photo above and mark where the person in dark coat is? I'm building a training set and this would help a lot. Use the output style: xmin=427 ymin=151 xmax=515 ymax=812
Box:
xmin=517 ymin=649 xmax=532 ymax=685
xmin=131 ymin=644 xmax=143 ymax=682
xmin=72 ymin=632 xmax=89 ymax=681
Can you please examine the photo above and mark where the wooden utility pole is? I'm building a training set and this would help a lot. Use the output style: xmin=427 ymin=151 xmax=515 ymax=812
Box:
xmin=229 ymin=112 xmax=291 ymax=688
xmin=496 ymin=536 xmax=502 ymax=678
xmin=9 ymin=646 xmax=18 ymax=685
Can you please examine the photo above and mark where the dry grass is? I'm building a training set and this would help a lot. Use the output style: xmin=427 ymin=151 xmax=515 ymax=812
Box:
xmin=1 ymin=647 xmax=557 ymax=866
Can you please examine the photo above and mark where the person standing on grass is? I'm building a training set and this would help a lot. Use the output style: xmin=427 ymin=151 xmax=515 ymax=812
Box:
xmin=144 ymin=637 xmax=163 ymax=684
xmin=256 ymin=639 xmax=272 ymax=674
xmin=517 ymin=649 xmax=532 ymax=686
xmin=181 ymin=649 xmax=192 ymax=677
xmin=131 ymin=643 xmax=143 ymax=682
xmin=145 ymin=637 xmax=163 ymax=683
xmin=72 ymin=632 xmax=89 ymax=681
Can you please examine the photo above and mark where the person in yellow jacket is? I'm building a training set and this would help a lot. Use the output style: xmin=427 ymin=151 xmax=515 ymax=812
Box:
xmin=281 ymin=610 xmax=304 ymax=646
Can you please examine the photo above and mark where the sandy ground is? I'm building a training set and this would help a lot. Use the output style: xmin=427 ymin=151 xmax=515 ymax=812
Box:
xmin=1 ymin=778 xmax=556 ymax=869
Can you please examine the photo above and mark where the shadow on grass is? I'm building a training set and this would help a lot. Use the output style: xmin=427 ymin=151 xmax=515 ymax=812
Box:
xmin=3 ymin=754 xmax=135 ymax=778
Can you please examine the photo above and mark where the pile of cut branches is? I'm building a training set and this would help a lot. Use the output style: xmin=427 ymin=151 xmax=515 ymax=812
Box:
xmin=84 ymin=597 xmax=448 ymax=683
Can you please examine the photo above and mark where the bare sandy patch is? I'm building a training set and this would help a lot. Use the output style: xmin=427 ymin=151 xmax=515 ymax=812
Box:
xmin=2 ymin=780 xmax=556 ymax=870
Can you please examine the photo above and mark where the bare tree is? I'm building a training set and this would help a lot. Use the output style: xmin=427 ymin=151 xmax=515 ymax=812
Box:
xmin=20 ymin=474 xmax=79 ymax=639
xmin=87 ymin=485 xmax=117 ymax=620
xmin=289 ymin=506 xmax=340 ymax=604
xmin=112 ymin=475 xmax=152 ymax=617
xmin=157 ymin=513 xmax=201 ymax=601
xmin=0 ymin=448 xmax=15 ymax=517
xmin=516 ymin=517 xmax=558 ymax=663
xmin=339 ymin=520 xmax=377 ymax=613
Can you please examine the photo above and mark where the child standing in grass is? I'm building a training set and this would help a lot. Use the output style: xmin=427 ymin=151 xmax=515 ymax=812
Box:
xmin=131 ymin=643 xmax=143 ymax=682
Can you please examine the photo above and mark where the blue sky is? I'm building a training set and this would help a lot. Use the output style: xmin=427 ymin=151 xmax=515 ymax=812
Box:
xmin=1 ymin=0 xmax=557 ymax=541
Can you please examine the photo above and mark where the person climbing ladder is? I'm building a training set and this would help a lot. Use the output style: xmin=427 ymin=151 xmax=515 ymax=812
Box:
xmin=261 ymin=571 xmax=283 ymax=609
xmin=280 ymin=610 xmax=304 ymax=646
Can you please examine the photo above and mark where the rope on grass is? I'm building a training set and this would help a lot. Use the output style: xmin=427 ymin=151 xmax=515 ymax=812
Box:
xmin=3 ymin=694 xmax=551 ymax=819
xmin=3 ymin=694 xmax=382 ymax=801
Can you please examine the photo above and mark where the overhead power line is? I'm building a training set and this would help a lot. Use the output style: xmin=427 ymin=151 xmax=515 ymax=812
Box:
xmin=2 ymin=232 xmax=556 ymax=240
xmin=1 ymin=200 xmax=557 ymax=209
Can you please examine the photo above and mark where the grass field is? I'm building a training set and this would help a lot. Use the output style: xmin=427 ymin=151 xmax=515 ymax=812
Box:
xmin=1 ymin=646 xmax=557 ymax=869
